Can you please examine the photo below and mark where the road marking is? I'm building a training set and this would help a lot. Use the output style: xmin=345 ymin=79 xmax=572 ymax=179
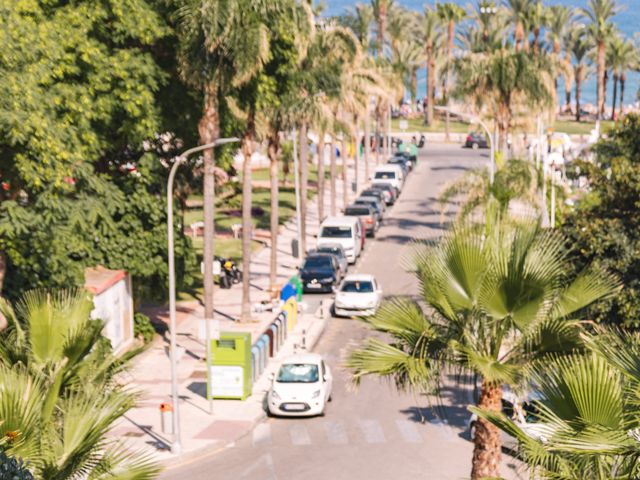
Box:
xmin=324 ymin=420 xmax=349 ymax=445
xmin=395 ymin=419 xmax=423 ymax=443
xmin=252 ymin=422 xmax=272 ymax=447
xmin=289 ymin=424 xmax=312 ymax=445
xmin=429 ymin=417 xmax=456 ymax=443
xmin=358 ymin=419 xmax=386 ymax=444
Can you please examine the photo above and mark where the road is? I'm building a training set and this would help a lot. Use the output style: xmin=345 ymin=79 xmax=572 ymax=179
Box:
xmin=161 ymin=144 xmax=526 ymax=480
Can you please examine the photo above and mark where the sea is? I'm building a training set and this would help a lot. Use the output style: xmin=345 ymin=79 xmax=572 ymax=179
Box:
xmin=323 ymin=0 xmax=640 ymax=108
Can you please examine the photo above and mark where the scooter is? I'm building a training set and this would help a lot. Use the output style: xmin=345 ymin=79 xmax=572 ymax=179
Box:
xmin=219 ymin=257 xmax=243 ymax=284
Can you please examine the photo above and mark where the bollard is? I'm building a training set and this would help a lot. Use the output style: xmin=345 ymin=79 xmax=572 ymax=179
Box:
xmin=160 ymin=403 xmax=173 ymax=435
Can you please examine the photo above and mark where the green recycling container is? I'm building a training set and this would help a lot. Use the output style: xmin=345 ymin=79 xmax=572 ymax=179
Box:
xmin=208 ymin=332 xmax=252 ymax=400
xmin=289 ymin=275 xmax=303 ymax=301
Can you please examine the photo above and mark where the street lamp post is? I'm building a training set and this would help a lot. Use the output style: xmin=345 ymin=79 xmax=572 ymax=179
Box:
xmin=435 ymin=106 xmax=495 ymax=183
xmin=166 ymin=137 xmax=239 ymax=454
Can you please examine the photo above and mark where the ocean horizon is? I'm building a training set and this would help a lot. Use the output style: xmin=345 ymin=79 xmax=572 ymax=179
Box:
xmin=323 ymin=0 xmax=640 ymax=109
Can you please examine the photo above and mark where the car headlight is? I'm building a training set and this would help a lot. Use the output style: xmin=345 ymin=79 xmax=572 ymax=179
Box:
xmin=311 ymin=390 xmax=321 ymax=399
xmin=271 ymin=390 xmax=280 ymax=400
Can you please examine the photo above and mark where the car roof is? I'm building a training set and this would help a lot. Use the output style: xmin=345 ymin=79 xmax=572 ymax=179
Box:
xmin=305 ymin=253 xmax=334 ymax=261
xmin=321 ymin=216 xmax=358 ymax=227
xmin=281 ymin=353 xmax=324 ymax=364
xmin=343 ymin=274 xmax=376 ymax=282
xmin=357 ymin=196 xmax=379 ymax=203
xmin=315 ymin=243 xmax=345 ymax=251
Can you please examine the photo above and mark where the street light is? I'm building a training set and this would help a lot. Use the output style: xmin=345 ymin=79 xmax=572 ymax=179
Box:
xmin=166 ymin=137 xmax=240 ymax=454
xmin=435 ymin=106 xmax=495 ymax=183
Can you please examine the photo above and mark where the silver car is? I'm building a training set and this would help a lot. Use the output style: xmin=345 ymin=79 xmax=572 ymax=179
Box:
xmin=307 ymin=243 xmax=348 ymax=276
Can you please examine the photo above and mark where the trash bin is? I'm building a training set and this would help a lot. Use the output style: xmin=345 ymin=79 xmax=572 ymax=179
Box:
xmin=291 ymin=238 xmax=299 ymax=258
xmin=160 ymin=403 xmax=173 ymax=434
xmin=209 ymin=332 xmax=252 ymax=400
xmin=289 ymin=275 xmax=303 ymax=301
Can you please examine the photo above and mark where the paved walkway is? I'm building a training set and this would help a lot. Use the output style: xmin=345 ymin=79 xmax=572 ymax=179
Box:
xmin=108 ymin=152 xmax=374 ymax=466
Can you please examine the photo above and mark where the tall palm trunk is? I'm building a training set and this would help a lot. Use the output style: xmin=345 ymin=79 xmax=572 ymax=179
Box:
xmin=341 ymin=137 xmax=348 ymax=209
xmin=0 ymin=250 xmax=6 ymax=294
xmin=317 ymin=130 xmax=325 ymax=222
xmin=514 ymin=21 xmax=524 ymax=52
xmin=444 ymin=20 xmax=454 ymax=142
xmin=198 ymin=86 xmax=220 ymax=322
xmin=611 ymin=73 xmax=619 ymax=120
xmin=330 ymin=135 xmax=337 ymax=216
xmin=596 ymin=41 xmax=605 ymax=120
xmin=267 ymin=132 xmax=280 ymax=290
xmin=299 ymin=122 xmax=309 ymax=256
xmin=425 ymin=43 xmax=435 ymax=125
xmin=240 ymin=114 xmax=257 ymax=322
xmin=575 ymin=71 xmax=583 ymax=122
xmin=620 ymin=72 xmax=626 ymax=116
xmin=564 ymin=53 xmax=573 ymax=112
xmin=377 ymin=4 xmax=386 ymax=58
xmin=354 ymin=116 xmax=360 ymax=194
xmin=533 ymin=28 xmax=541 ymax=55
xmin=410 ymin=68 xmax=418 ymax=104
xmin=470 ymin=381 xmax=503 ymax=480
xmin=364 ymin=108 xmax=371 ymax=181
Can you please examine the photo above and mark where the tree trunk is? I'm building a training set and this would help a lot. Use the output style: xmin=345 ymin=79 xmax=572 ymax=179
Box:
xmin=0 ymin=250 xmax=6 ymax=294
xmin=364 ymin=108 xmax=371 ymax=181
xmin=341 ymin=137 xmax=348 ymax=210
xmin=514 ymin=21 xmax=524 ymax=52
xmin=597 ymin=41 xmax=605 ymax=120
xmin=620 ymin=73 xmax=626 ymax=116
xmin=374 ymin=114 xmax=380 ymax=165
xmin=470 ymin=381 xmax=503 ymax=480
xmin=426 ymin=48 xmax=436 ymax=126
xmin=410 ymin=68 xmax=418 ymax=104
xmin=354 ymin=116 xmax=360 ymax=195
xmin=267 ymin=132 xmax=280 ymax=291
xmin=602 ymin=69 xmax=609 ymax=117
xmin=330 ymin=135 xmax=337 ymax=216
xmin=198 ymin=85 xmax=220 ymax=322
xmin=377 ymin=5 xmax=386 ymax=58
xmin=611 ymin=73 xmax=618 ymax=120
xmin=299 ymin=122 xmax=309 ymax=256
xmin=240 ymin=118 xmax=256 ymax=322
xmin=317 ymin=130 xmax=325 ymax=223
xmin=575 ymin=73 xmax=582 ymax=122
xmin=444 ymin=20 xmax=454 ymax=143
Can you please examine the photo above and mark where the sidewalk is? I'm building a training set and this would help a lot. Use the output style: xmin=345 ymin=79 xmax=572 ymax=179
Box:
xmin=108 ymin=152 xmax=370 ymax=466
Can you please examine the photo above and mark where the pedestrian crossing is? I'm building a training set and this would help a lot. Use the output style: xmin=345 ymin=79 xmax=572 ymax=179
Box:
xmin=251 ymin=417 xmax=458 ymax=448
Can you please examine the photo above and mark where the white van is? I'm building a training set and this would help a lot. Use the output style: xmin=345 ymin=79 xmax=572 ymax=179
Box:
xmin=317 ymin=216 xmax=363 ymax=264
xmin=372 ymin=165 xmax=404 ymax=192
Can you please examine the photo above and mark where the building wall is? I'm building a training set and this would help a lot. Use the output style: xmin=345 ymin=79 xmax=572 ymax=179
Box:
xmin=91 ymin=277 xmax=134 ymax=353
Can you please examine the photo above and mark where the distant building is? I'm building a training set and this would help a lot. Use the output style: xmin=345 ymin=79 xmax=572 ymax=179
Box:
xmin=84 ymin=266 xmax=134 ymax=354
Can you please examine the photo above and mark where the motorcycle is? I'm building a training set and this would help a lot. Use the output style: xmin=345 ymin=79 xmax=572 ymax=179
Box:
xmin=218 ymin=257 xmax=243 ymax=285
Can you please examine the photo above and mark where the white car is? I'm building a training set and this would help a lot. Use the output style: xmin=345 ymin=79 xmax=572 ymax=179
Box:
xmin=267 ymin=354 xmax=333 ymax=417
xmin=333 ymin=274 xmax=382 ymax=317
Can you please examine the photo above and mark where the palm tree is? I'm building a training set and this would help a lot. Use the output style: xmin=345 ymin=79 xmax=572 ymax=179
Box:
xmin=581 ymin=0 xmax=620 ymax=120
xmin=418 ymin=7 xmax=441 ymax=125
xmin=547 ymin=6 xmax=573 ymax=112
xmin=476 ymin=328 xmax=640 ymax=479
xmin=526 ymin=1 xmax=549 ymax=56
xmin=437 ymin=3 xmax=466 ymax=142
xmin=371 ymin=0 xmax=395 ymax=57
xmin=348 ymin=219 xmax=619 ymax=479
xmin=461 ymin=2 xmax=507 ymax=54
xmin=608 ymin=34 xmax=637 ymax=119
xmin=567 ymin=25 xmax=591 ymax=121
xmin=0 ymin=290 xmax=159 ymax=479
xmin=505 ymin=0 xmax=529 ymax=52
xmin=455 ymin=50 xmax=552 ymax=155
xmin=439 ymin=158 xmax=540 ymax=221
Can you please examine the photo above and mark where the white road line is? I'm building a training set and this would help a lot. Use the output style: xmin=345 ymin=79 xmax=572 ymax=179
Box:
xmin=324 ymin=420 xmax=349 ymax=445
xmin=395 ymin=419 xmax=423 ymax=443
xmin=358 ymin=419 xmax=386 ymax=444
xmin=289 ymin=424 xmax=312 ymax=445
xmin=252 ymin=422 xmax=272 ymax=447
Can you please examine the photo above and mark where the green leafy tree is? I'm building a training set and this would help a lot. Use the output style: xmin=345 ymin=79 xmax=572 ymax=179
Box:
xmin=564 ymin=114 xmax=640 ymax=328
xmin=348 ymin=218 xmax=618 ymax=479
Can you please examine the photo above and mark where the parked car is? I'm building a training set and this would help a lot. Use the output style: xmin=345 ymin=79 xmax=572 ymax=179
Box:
xmin=372 ymin=165 xmax=404 ymax=192
xmin=464 ymin=132 xmax=489 ymax=149
xmin=359 ymin=189 xmax=387 ymax=213
xmin=308 ymin=244 xmax=348 ymax=276
xmin=388 ymin=157 xmax=411 ymax=176
xmin=370 ymin=182 xmax=398 ymax=204
xmin=267 ymin=353 xmax=333 ymax=417
xmin=299 ymin=254 xmax=341 ymax=293
xmin=333 ymin=274 xmax=382 ymax=317
xmin=391 ymin=152 xmax=413 ymax=171
xmin=355 ymin=196 xmax=384 ymax=220
xmin=344 ymin=204 xmax=380 ymax=237
xmin=317 ymin=216 xmax=364 ymax=264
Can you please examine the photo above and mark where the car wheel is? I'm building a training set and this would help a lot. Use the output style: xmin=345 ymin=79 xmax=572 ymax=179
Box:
xmin=472 ymin=142 xmax=479 ymax=150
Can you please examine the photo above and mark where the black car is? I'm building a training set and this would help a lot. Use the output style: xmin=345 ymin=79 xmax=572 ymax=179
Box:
xmin=464 ymin=132 xmax=489 ymax=149
xmin=355 ymin=196 xmax=384 ymax=219
xmin=360 ymin=189 xmax=388 ymax=211
xmin=388 ymin=156 xmax=411 ymax=175
xmin=299 ymin=254 xmax=341 ymax=293
xmin=370 ymin=182 xmax=397 ymax=204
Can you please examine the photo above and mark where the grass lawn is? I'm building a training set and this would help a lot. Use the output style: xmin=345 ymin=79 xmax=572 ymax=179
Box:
xmin=552 ymin=119 xmax=614 ymax=135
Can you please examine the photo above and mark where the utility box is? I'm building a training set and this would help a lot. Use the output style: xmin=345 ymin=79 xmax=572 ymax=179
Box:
xmin=208 ymin=332 xmax=252 ymax=400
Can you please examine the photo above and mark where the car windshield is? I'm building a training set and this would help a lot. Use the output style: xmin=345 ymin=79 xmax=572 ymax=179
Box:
xmin=345 ymin=207 xmax=370 ymax=216
xmin=276 ymin=363 xmax=319 ymax=383
xmin=374 ymin=171 xmax=396 ymax=180
xmin=320 ymin=226 xmax=352 ymax=238
xmin=318 ymin=247 xmax=344 ymax=258
xmin=341 ymin=281 xmax=374 ymax=293
xmin=303 ymin=256 xmax=332 ymax=269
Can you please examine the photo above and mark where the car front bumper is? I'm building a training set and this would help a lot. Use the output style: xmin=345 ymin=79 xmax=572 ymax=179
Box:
xmin=268 ymin=400 xmax=325 ymax=417
xmin=334 ymin=306 xmax=377 ymax=317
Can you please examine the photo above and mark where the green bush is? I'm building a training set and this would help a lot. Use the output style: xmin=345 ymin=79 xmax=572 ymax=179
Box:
xmin=133 ymin=313 xmax=156 ymax=344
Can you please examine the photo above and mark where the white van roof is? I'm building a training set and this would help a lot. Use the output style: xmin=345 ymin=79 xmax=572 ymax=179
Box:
xmin=321 ymin=216 xmax=359 ymax=227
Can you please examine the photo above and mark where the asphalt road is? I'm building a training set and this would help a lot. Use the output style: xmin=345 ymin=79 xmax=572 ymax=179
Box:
xmin=161 ymin=144 xmax=527 ymax=480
